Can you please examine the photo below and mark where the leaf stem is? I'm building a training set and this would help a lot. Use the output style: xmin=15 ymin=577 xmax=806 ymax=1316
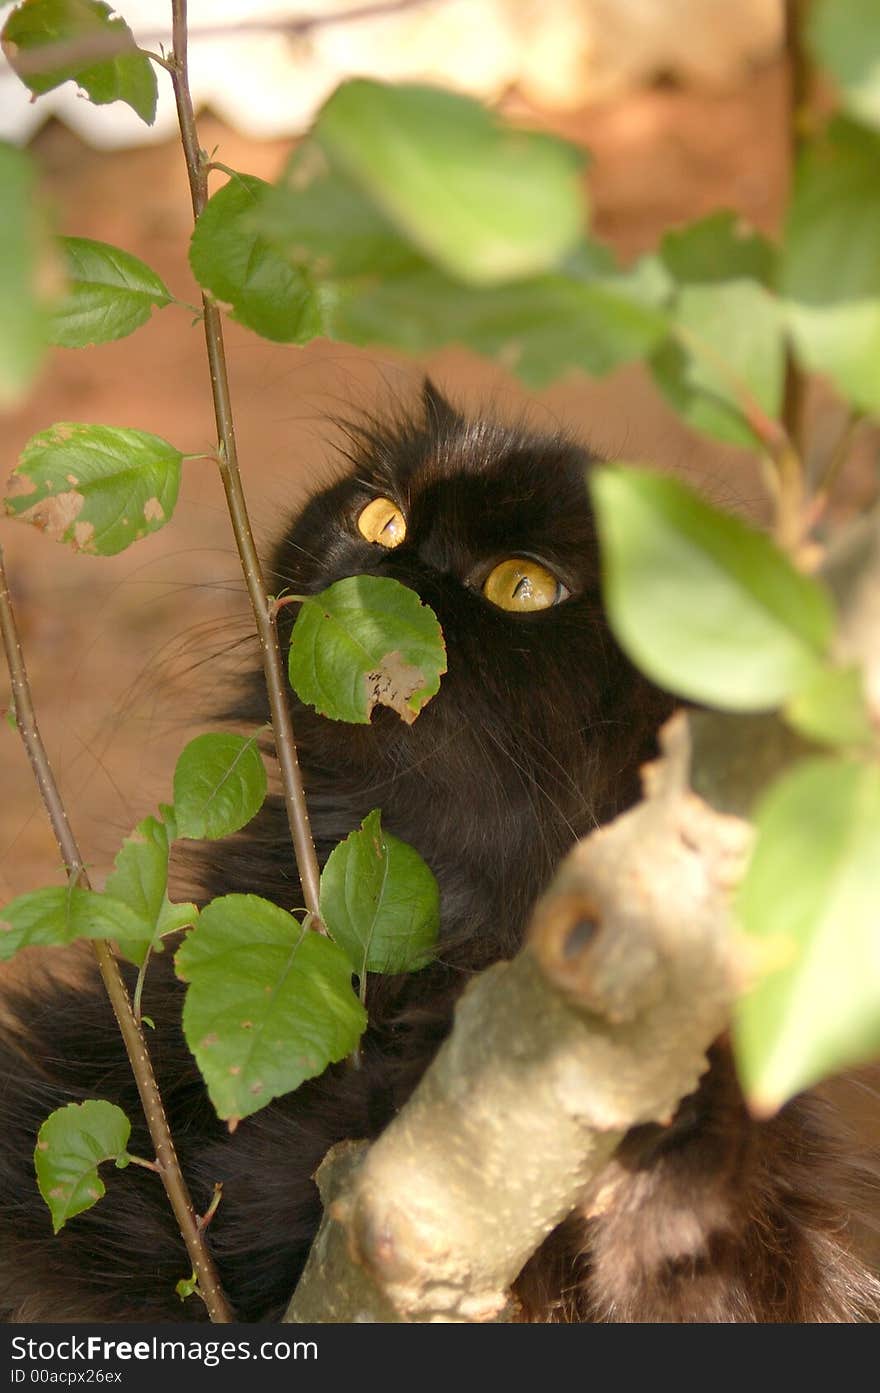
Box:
xmin=132 ymin=945 xmax=152 ymax=1025
xmin=671 ymin=321 xmax=806 ymax=553
xmin=125 ymin=1153 xmax=163 ymax=1173
xmin=0 ymin=545 xmax=233 ymax=1323
xmin=168 ymin=0 xmax=323 ymax=929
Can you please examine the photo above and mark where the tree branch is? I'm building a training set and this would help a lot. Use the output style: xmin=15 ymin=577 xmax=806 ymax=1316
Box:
xmin=285 ymin=713 xmax=747 ymax=1322
xmin=167 ymin=0 xmax=323 ymax=926
xmin=0 ymin=544 xmax=234 ymax=1324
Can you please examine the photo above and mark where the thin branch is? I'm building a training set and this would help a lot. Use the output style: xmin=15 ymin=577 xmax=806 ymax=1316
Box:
xmin=671 ymin=321 xmax=806 ymax=554
xmin=0 ymin=544 xmax=234 ymax=1325
xmin=4 ymin=0 xmax=431 ymax=80
xmin=781 ymin=0 xmax=811 ymax=460
xmin=168 ymin=0 xmax=323 ymax=927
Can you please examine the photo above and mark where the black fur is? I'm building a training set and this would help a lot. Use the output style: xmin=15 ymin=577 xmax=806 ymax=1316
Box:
xmin=0 ymin=384 xmax=877 ymax=1322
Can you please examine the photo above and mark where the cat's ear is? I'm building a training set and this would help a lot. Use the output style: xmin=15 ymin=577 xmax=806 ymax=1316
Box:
xmin=421 ymin=378 xmax=462 ymax=432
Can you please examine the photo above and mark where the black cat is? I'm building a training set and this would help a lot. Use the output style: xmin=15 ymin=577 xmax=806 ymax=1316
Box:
xmin=0 ymin=383 xmax=877 ymax=1322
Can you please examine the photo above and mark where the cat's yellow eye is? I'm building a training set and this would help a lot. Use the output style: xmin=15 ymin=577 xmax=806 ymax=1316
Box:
xmin=482 ymin=558 xmax=568 ymax=612
xmin=357 ymin=497 xmax=406 ymax=548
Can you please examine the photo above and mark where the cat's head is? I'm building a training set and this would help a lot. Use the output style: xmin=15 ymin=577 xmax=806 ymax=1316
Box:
xmin=260 ymin=382 xmax=669 ymax=912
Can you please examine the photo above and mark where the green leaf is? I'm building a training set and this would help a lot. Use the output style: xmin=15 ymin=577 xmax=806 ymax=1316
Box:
xmin=781 ymin=118 xmax=880 ymax=415
xmin=651 ymin=283 xmax=784 ymax=448
xmin=0 ymin=141 xmax=53 ymax=405
xmin=255 ymin=144 xmax=420 ymax=279
xmin=337 ymin=262 xmax=668 ymax=387
xmin=176 ymin=1272 xmax=199 ymax=1301
xmin=172 ymin=733 xmax=267 ymax=842
xmin=650 ymin=214 xmax=783 ymax=447
xmin=320 ymin=810 xmax=439 ymax=977
xmin=659 ymin=211 xmax=776 ymax=286
xmin=809 ymin=0 xmax=880 ymax=130
xmin=254 ymin=144 xmax=663 ymax=379
xmin=175 ymin=895 xmax=367 ymax=1122
xmin=314 ymin=79 xmax=586 ymax=286
xmin=589 ymin=467 xmax=833 ymax=710
xmin=189 ymin=174 xmax=325 ymax=343
xmin=51 ymin=237 xmax=171 ymax=348
xmin=5 ymin=422 xmax=182 ymax=555
xmin=104 ymin=814 xmax=198 ymax=967
xmin=785 ymin=664 xmax=877 ymax=749
xmin=734 ymin=757 xmax=880 ymax=1111
xmin=35 ymin=1099 xmax=131 ymax=1232
xmin=289 ymin=575 xmax=447 ymax=725
xmin=2 ymin=0 xmax=157 ymax=123
xmin=0 ymin=884 xmax=150 ymax=961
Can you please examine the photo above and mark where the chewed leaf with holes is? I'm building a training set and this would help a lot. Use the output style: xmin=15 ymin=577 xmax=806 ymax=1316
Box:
xmin=0 ymin=884 xmax=151 ymax=962
xmin=104 ymin=814 xmax=199 ymax=967
xmin=4 ymin=423 xmax=182 ymax=555
xmin=175 ymin=895 xmax=367 ymax=1123
xmin=173 ymin=733 xmax=268 ymax=841
xmin=320 ymin=809 xmax=439 ymax=977
xmin=51 ymin=238 xmax=172 ymax=348
xmin=2 ymin=0 xmax=157 ymax=124
xmin=35 ymin=1100 xmax=131 ymax=1232
xmin=289 ymin=575 xmax=446 ymax=724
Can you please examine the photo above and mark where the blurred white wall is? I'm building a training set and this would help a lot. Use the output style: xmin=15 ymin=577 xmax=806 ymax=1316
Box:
xmin=0 ymin=0 xmax=783 ymax=148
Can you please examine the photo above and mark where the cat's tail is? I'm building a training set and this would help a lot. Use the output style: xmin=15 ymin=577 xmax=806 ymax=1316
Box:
xmin=580 ymin=1044 xmax=880 ymax=1322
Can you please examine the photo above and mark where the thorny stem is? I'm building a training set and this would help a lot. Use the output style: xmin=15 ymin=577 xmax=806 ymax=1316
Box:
xmin=168 ymin=0 xmax=323 ymax=927
xmin=0 ymin=546 xmax=234 ymax=1324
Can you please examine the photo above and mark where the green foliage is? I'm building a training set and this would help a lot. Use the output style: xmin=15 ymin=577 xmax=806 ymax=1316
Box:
xmin=784 ymin=664 xmax=877 ymax=750
xmin=103 ymin=813 xmax=198 ymax=967
xmin=239 ymin=144 xmax=668 ymax=385
xmin=809 ymin=0 xmax=880 ymax=130
xmin=5 ymin=422 xmax=182 ymax=555
xmin=320 ymin=810 xmax=439 ymax=980
xmin=35 ymin=1099 xmax=132 ymax=1232
xmin=312 ymin=79 xmax=586 ymax=285
xmin=2 ymin=0 xmax=156 ymax=121
xmin=175 ymin=895 xmax=367 ymax=1123
xmin=0 ymin=883 xmax=150 ymax=960
xmin=781 ymin=118 xmax=880 ymax=415
xmin=649 ymin=214 xmax=784 ymax=448
xmin=589 ymin=467 xmax=833 ymax=710
xmin=0 ymin=141 xmax=52 ymax=405
xmin=189 ymin=175 xmax=324 ymax=343
xmin=2 ymin=0 xmax=157 ymax=123
xmin=51 ymin=237 xmax=171 ymax=347
xmin=735 ymin=758 xmax=880 ymax=1110
xmin=172 ymin=733 xmax=268 ymax=842
xmin=336 ymin=258 xmax=669 ymax=389
xmin=289 ymin=575 xmax=447 ymax=725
